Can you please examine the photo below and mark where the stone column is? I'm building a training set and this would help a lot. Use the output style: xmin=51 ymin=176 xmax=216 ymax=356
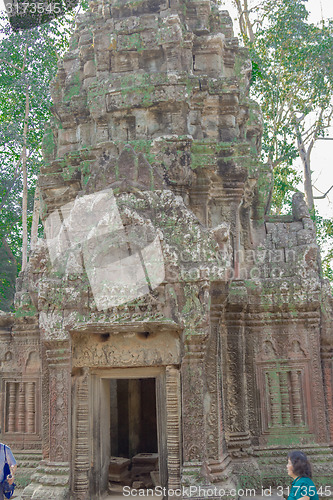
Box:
xmin=204 ymin=301 xmax=231 ymax=481
xmin=26 ymin=382 xmax=36 ymax=434
xmin=128 ymin=379 xmax=141 ymax=457
xmin=8 ymin=382 xmax=16 ymax=433
xmin=165 ymin=365 xmax=181 ymax=489
xmin=181 ymin=331 xmax=208 ymax=484
xmin=46 ymin=340 xmax=71 ymax=462
xmin=18 ymin=382 xmax=26 ymax=433
xmin=322 ymin=348 xmax=333 ymax=442
xmin=223 ymin=286 xmax=252 ymax=456
xmin=279 ymin=371 xmax=292 ymax=425
xmin=22 ymin=339 xmax=71 ymax=500
xmin=320 ymin=296 xmax=333 ymax=443
xmin=72 ymin=368 xmax=90 ymax=500
xmin=290 ymin=370 xmax=303 ymax=425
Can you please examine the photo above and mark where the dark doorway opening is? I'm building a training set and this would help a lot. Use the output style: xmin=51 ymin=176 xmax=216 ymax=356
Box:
xmin=108 ymin=378 xmax=159 ymax=490
xmin=110 ymin=378 xmax=157 ymax=457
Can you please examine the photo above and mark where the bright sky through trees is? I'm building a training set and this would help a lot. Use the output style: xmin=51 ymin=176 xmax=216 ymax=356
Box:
xmin=288 ymin=0 xmax=333 ymax=219
xmin=223 ymin=0 xmax=333 ymax=219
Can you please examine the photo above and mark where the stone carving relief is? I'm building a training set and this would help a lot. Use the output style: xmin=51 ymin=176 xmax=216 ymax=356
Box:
xmin=72 ymin=369 xmax=90 ymax=500
xmin=49 ymin=367 xmax=70 ymax=462
xmin=204 ymin=318 xmax=222 ymax=462
xmin=165 ymin=366 xmax=181 ymax=489
xmin=72 ymin=329 xmax=180 ymax=368
xmin=0 ymin=337 xmax=42 ymax=446
xmin=225 ymin=341 xmax=245 ymax=435
xmin=4 ymin=380 xmax=38 ymax=434
xmin=256 ymin=335 xmax=313 ymax=438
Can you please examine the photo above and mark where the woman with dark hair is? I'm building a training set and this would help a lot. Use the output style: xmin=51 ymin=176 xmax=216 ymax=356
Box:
xmin=287 ymin=451 xmax=319 ymax=500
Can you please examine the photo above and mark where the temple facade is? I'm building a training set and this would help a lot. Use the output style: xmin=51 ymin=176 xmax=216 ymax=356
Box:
xmin=0 ymin=0 xmax=333 ymax=498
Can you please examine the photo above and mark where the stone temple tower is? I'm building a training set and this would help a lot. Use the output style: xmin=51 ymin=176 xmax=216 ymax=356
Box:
xmin=1 ymin=0 xmax=333 ymax=498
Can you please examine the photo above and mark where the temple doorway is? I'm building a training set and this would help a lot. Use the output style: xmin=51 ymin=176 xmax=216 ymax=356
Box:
xmin=91 ymin=367 xmax=167 ymax=497
xmin=109 ymin=378 xmax=159 ymax=489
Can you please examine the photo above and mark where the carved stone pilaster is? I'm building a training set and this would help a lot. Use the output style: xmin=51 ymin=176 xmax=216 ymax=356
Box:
xmin=72 ymin=368 xmax=90 ymax=500
xmin=26 ymin=382 xmax=36 ymax=434
xmin=223 ymin=289 xmax=251 ymax=456
xmin=181 ymin=331 xmax=208 ymax=484
xmin=46 ymin=340 xmax=71 ymax=463
xmin=22 ymin=340 xmax=71 ymax=500
xmin=204 ymin=302 xmax=231 ymax=482
xmin=166 ymin=365 xmax=181 ymax=489
xmin=322 ymin=348 xmax=333 ymax=443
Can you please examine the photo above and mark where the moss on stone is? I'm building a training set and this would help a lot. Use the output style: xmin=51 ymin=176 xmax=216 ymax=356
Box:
xmin=42 ymin=127 xmax=56 ymax=160
xmin=63 ymin=73 xmax=81 ymax=102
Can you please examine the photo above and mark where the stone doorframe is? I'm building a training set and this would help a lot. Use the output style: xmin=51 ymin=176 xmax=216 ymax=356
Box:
xmin=92 ymin=367 xmax=168 ymax=495
xmin=71 ymin=364 xmax=181 ymax=500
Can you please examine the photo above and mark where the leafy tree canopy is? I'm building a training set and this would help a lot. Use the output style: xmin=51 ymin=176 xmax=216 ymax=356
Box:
xmin=231 ymin=0 xmax=333 ymax=283
xmin=0 ymin=7 xmax=83 ymax=310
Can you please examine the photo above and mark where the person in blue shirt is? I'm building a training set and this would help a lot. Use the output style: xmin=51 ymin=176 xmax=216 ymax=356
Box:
xmin=287 ymin=450 xmax=319 ymax=500
xmin=0 ymin=443 xmax=16 ymax=500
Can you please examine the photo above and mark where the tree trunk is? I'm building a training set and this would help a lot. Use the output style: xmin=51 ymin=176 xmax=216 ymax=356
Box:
xmin=30 ymin=186 xmax=40 ymax=250
xmin=243 ymin=0 xmax=255 ymax=42
xmin=234 ymin=0 xmax=247 ymax=40
xmin=233 ymin=0 xmax=255 ymax=42
xmin=302 ymin=152 xmax=315 ymax=213
xmin=21 ymin=88 xmax=30 ymax=271
xmin=293 ymin=118 xmax=315 ymax=212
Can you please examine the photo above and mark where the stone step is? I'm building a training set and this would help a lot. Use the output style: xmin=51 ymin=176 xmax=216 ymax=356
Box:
xmin=12 ymin=451 xmax=43 ymax=489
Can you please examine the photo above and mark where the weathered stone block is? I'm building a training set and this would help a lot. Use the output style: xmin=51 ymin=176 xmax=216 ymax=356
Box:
xmin=289 ymin=221 xmax=303 ymax=232
xmin=297 ymin=229 xmax=316 ymax=246
xmin=83 ymin=59 xmax=96 ymax=78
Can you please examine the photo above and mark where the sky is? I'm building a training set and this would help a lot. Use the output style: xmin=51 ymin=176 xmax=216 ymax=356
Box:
xmin=0 ymin=0 xmax=332 ymax=219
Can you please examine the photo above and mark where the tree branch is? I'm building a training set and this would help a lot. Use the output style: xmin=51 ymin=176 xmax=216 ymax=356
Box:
xmin=0 ymin=43 xmax=28 ymax=73
xmin=21 ymin=43 xmax=28 ymax=72
xmin=0 ymin=58 xmax=22 ymax=72
xmin=307 ymin=107 xmax=325 ymax=160
xmin=21 ymin=85 xmax=30 ymax=271
xmin=313 ymin=185 xmax=333 ymax=199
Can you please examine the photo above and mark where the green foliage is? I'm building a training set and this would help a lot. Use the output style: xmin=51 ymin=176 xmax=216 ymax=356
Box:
xmin=313 ymin=214 xmax=333 ymax=284
xmin=245 ymin=0 xmax=333 ymax=210
xmin=271 ymin=164 xmax=302 ymax=213
xmin=0 ymin=238 xmax=17 ymax=311
xmin=239 ymin=0 xmax=333 ymax=283
xmin=0 ymin=5 xmax=86 ymax=310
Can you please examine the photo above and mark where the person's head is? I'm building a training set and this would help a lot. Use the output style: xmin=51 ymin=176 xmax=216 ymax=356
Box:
xmin=287 ymin=451 xmax=312 ymax=479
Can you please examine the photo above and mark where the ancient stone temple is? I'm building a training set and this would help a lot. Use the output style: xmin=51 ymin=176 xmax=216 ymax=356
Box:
xmin=1 ymin=0 xmax=333 ymax=498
